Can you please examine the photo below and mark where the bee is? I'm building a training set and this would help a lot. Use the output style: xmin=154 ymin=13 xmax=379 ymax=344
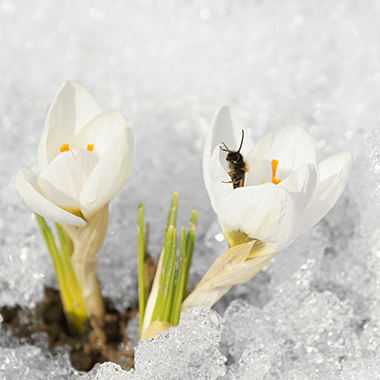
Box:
xmin=219 ymin=130 xmax=249 ymax=189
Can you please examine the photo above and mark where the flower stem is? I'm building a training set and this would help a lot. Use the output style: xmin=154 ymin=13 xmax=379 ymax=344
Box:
xmin=181 ymin=240 xmax=276 ymax=310
xmin=35 ymin=214 xmax=87 ymax=335
xmin=69 ymin=204 xmax=108 ymax=319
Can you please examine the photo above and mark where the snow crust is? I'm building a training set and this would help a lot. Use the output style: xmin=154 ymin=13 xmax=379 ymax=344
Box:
xmin=1 ymin=0 xmax=380 ymax=378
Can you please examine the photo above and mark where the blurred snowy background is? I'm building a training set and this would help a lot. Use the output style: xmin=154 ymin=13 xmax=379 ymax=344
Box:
xmin=1 ymin=0 xmax=380 ymax=378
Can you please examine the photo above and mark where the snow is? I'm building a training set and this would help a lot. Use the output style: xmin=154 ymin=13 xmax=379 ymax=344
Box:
xmin=1 ymin=0 xmax=380 ymax=378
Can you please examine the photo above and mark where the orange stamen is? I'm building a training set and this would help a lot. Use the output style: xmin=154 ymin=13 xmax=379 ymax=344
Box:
xmin=60 ymin=143 xmax=69 ymax=152
xmin=271 ymin=159 xmax=282 ymax=185
xmin=87 ymin=144 xmax=94 ymax=152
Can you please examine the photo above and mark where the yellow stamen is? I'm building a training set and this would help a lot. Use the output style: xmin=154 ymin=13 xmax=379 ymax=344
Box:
xmin=271 ymin=159 xmax=282 ymax=185
xmin=87 ymin=144 xmax=94 ymax=152
xmin=60 ymin=143 xmax=69 ymax=152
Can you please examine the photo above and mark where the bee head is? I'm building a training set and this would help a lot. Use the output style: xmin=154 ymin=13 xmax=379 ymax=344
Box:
xmin=226 ymin=151 xmax=243 ymax=164
xmin=220 ymin=130 xmax=245 ymax=163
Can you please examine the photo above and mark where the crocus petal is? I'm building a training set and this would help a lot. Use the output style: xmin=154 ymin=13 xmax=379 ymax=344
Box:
xmin=218 ymin=183 xmax=300 ymax=252
xmin=298 ymin=151 xmax=353 ymax=236
xmin=80 ymin=127 xmax=135 ymax=220
xmin=37 ymin=81 xmax=102 ymax=172
xmin=245 ymin=126 xmax=317 ymax=186
xmin=278 ymin=163 xmax=317 ymax=213
xmin=38 ymin=149 xmax=99 ymax=213
xmin=16 ymin=169 xmax=86 ymax=226
xmin=203 ymin=106 xmax=255 ymax=193
xmin=71 ymin=110 xmax=129 ymax=157
xmin=206 ymin=146 xmax=234 ymax=213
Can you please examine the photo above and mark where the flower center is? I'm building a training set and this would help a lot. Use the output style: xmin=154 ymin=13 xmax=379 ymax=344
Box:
xmin=271 ymin=159 xmax=282 ymax=185
xmin=224 ymin=230 xmax=254 ymax=247
xmin=59 ymin=143 xmax=95 ymax=153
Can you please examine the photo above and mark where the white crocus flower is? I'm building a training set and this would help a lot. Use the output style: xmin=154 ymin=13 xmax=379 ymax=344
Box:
xmin=183 ymin=106 xmax=352 ymax=309
xmin=16 ymin=81 xmax=134 ymax=318
xmin=16 ymin=81 xmax=134 ymax=226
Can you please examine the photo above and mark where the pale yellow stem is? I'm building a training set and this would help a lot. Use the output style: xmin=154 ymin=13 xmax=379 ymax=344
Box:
xmin=141 ymin=249 xmax=165 ymax=335
xmin=68 ymin=204 xmax=109 ymax=319
xmin=182 ymin=240 xmax=276 ymax=310
xmin=140 ymin=320 xmax=173 ymax=340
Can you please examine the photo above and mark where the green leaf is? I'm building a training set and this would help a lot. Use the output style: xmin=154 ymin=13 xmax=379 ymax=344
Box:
xmin=152 ymin=226 xmax=175 ymax=321
xmin=139 ymin=195 xmax=198 ymax=338
xmin=162 ymin=227 xmax=177 ymax=322
xmin=183 ymin=210 xmax=197 ymax=301
xmin=170 ymin=227 xmax=187 ymax=325
xmin=161 ymin=193 xmax=178 ymax=249
xmin=151 ymin=193 xmax=179 ymax=323
xmin=137 ymin=202 xmax=146 ymax=338
xmin=35 ymin=214 xmax=87 ymax=335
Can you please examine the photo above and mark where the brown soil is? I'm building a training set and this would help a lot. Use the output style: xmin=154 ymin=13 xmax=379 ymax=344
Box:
xmin=0 ymin=288 xmax=137 ymax=372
